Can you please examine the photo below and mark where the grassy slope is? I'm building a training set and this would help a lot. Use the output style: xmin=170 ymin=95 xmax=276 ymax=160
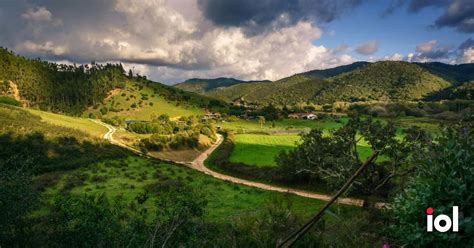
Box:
xmin=26 ymin=108 xmax=107 ymax=138
xmin=40 ymin=156 xmax=354 ymax=222
xmin=0 ymin=104 xmax=98 ymax=139
xmin=85 ymin=81 xmax=203 ymax=120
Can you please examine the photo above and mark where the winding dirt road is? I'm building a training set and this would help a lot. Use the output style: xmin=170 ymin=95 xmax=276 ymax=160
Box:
xmin=91 ymin=120 xmax=365 ymax=207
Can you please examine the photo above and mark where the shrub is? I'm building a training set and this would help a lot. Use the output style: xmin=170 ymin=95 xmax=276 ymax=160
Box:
xmin=99 ymin=107 xmax=108 ymax=115
xmin=0 ymin=96 xmax=20 ymax=106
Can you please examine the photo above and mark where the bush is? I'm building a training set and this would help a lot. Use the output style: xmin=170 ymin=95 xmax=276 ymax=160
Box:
xmin=390 ymin=122 xmax=474 ymax=247
xmin=99 ymin=107 xmax=108 ymax=115
xmin=0 ymin=96 xmax=20 ymax=106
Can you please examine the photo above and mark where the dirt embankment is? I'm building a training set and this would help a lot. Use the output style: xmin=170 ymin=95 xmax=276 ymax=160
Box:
xmin=1 ymin=81 xmax=29 ymax=107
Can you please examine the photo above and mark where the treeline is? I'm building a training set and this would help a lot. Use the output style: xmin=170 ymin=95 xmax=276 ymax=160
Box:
xmin=121 ymin=115 xmax=217 ymax=151
xmin=0 ymin=48 xmax=126 ymax=114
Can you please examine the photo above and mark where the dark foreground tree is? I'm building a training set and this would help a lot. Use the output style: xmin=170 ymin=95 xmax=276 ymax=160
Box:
xmin=390 ymin=121 xmax=474 ymax=247
xmin=277 ymin=114 xmax=428 ymax=196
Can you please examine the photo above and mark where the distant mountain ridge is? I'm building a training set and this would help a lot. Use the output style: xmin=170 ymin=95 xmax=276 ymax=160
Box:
xmin=175 ymin=61 xmax=474 ymax=106
xmin=174 ymin=77 xmax=270 ymax=94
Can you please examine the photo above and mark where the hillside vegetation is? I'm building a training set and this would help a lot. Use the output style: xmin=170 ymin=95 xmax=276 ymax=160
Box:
xmin=178 ymin=61 xmax=474 ymax=107
xmin=174 ymin=77 xmax=270 ymax=94
xmin=84 ymin=80 xmax=205 ymax=120
xmin=317 ymin=61 xmax=451 ymax=102
xmin=0 ymin=48 xmax=229 ymax=118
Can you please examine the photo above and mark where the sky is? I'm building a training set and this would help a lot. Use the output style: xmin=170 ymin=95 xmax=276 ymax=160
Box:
xmin=0 ymin=0 xmax=473 ymax=84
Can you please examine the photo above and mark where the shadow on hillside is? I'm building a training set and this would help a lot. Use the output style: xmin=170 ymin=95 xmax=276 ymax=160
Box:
xmin=0 ymin=132 xmax=129 ymax=175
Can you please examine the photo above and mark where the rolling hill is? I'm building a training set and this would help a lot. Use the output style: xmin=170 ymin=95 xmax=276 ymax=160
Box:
xmin=179 ymin=61 xmax=474 ymax=106
xmin=174 ymin=77 xmax=270 ymax=94
xmin=0 ymin=48 xmax=229 ymax=120
xmin=315 ymin=61 xmax=451 ymax=103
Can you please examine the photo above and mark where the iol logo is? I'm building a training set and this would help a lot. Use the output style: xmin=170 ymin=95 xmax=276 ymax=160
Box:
xmin=426 ymin=206 xmax=459 ymax=232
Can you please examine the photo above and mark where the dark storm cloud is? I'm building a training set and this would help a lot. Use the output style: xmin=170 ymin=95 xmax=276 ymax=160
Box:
xmin=459 ymin=38 xmax=474 ymax=50
xmin=434 ymin=0 xmax=474 ymax=33
xmin=384 ymin=0 xmax=474 ymax=33
xmin=411 ymin=40 xmax=452 ymax=61
xmin=197 ymin=0 xmax=364 ymax=35
xmin=407 ymin=0 xmax=448 ymax=12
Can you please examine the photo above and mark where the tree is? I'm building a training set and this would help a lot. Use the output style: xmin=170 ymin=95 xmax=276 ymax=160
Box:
xmin=46 ymin=194 xmax=148 ymax=247
xmin=277 ymin=114 xmax=426 ymax=196
xmin=390 ymin=122 xmax=473 ymax=247
xmin=0 ymin=166 xmax=37 ymax=246
xmin=146 ymin=184 xmax=207 ymax=247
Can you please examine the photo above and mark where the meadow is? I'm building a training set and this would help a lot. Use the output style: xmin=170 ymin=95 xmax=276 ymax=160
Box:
xmin=230 ymin=133 xmax=386 ymax=167
xmin=220 ymin=118 xmax=346 ymax=133
xmin=229 ymin=134 xmax=300 ymax=167
xmin=221 ymin=116 xmax=439 ymax=168
xmin=38 ymin=156 xmax=354 ymax=222
xmin=26 ymin=108 xmax=107 ymax=138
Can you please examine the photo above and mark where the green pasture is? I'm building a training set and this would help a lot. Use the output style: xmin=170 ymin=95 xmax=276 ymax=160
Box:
xmin=40 ymin=156 xmax=355 ymax=222
xmin=230 ymin=134 xmax=386 ymax=167
xmin=25 ymin=108 xmax=107 ymax=138
xmin=221 ymin=118 xmax=347 ymax=133
xmin=229 ymin=134 xmax=300 ymax=167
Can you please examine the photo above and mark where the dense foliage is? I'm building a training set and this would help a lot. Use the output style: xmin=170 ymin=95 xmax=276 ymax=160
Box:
xmin=127 ymin=115 xmax=217 ymax=151
xmin=0 ymin=48 xmax=126 ymax=114
xmin=390 ymin=122 xmax=474 ymax=247
xmin=175 ymin=77 xmax=266 ymax=93
xmin=0 ymin=48 xmax=235 ymax=116
xmin=196 ymin=61 xmax=474 ymax=108
xmin=318 ymin=61 xmax=450 ymax=102
xmin=276 ymin=114 xmax=427 ymax=196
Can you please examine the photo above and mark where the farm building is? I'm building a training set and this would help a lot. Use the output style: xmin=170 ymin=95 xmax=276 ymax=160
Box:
xmin=288 ymin=113 xmax=317 ymax=120
xmin=202 ymin=112 xmax=222 ymax=120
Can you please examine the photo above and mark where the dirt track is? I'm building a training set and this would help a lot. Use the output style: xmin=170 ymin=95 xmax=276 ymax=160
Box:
xmin=92 ymin=120 xmax=366 ymax=207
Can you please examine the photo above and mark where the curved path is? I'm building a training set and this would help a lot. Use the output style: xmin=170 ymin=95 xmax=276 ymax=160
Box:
xmin=91 ymin=120 xmax=366 ymax=207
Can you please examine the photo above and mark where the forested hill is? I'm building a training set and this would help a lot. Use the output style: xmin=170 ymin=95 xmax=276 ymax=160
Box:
xmin=0 ymin=48 xmax=228 ymax=115
xmin=416 ymin=62 xmax=474 ymax=84
xmin=315 ymin=61 xmax=451 ymax=102
xmin=174 ymin=77 xmax=270 ymax=94
xmin=0 ymin=48 xmax=125 ymax=113
xmin=188 ymin=61 xmax=474 ymax=106
xmin=299 ymin=61 xmax=370 ymax=78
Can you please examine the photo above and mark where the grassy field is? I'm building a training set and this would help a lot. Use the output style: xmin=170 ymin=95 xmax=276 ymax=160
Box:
xmin=85 ymin=81 xmax=203 ymax=120
xmin=230 ymin=133 xmax=385 ymax=167
xmin=40 ymin=156 xmax=354 ymax=222
xmin=223 ymin=116 xmax=442 ymax=167
xmin=221 ymin=118 xmax=346 ymax=133
xmin=230 ymin=134 xmax=300 ymax=167
xmin=24 ymin=108 xmax=107 ymax=138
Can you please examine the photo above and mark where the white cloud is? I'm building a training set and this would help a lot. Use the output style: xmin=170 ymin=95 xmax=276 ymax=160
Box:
xmin=22 ymin=7 xmax=53 ymax=22
xmin=457 ymin=47 xmax=474 ymax=63
xmin=4 ymin=0 xmax=355 ymax=83
xmin=17 ymin=41 xmax=68 ymax=56
xmin=382 ymin=53 xmax=404 ymax=61
xmin=416 ymin=40 xmax=437 ymax=53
